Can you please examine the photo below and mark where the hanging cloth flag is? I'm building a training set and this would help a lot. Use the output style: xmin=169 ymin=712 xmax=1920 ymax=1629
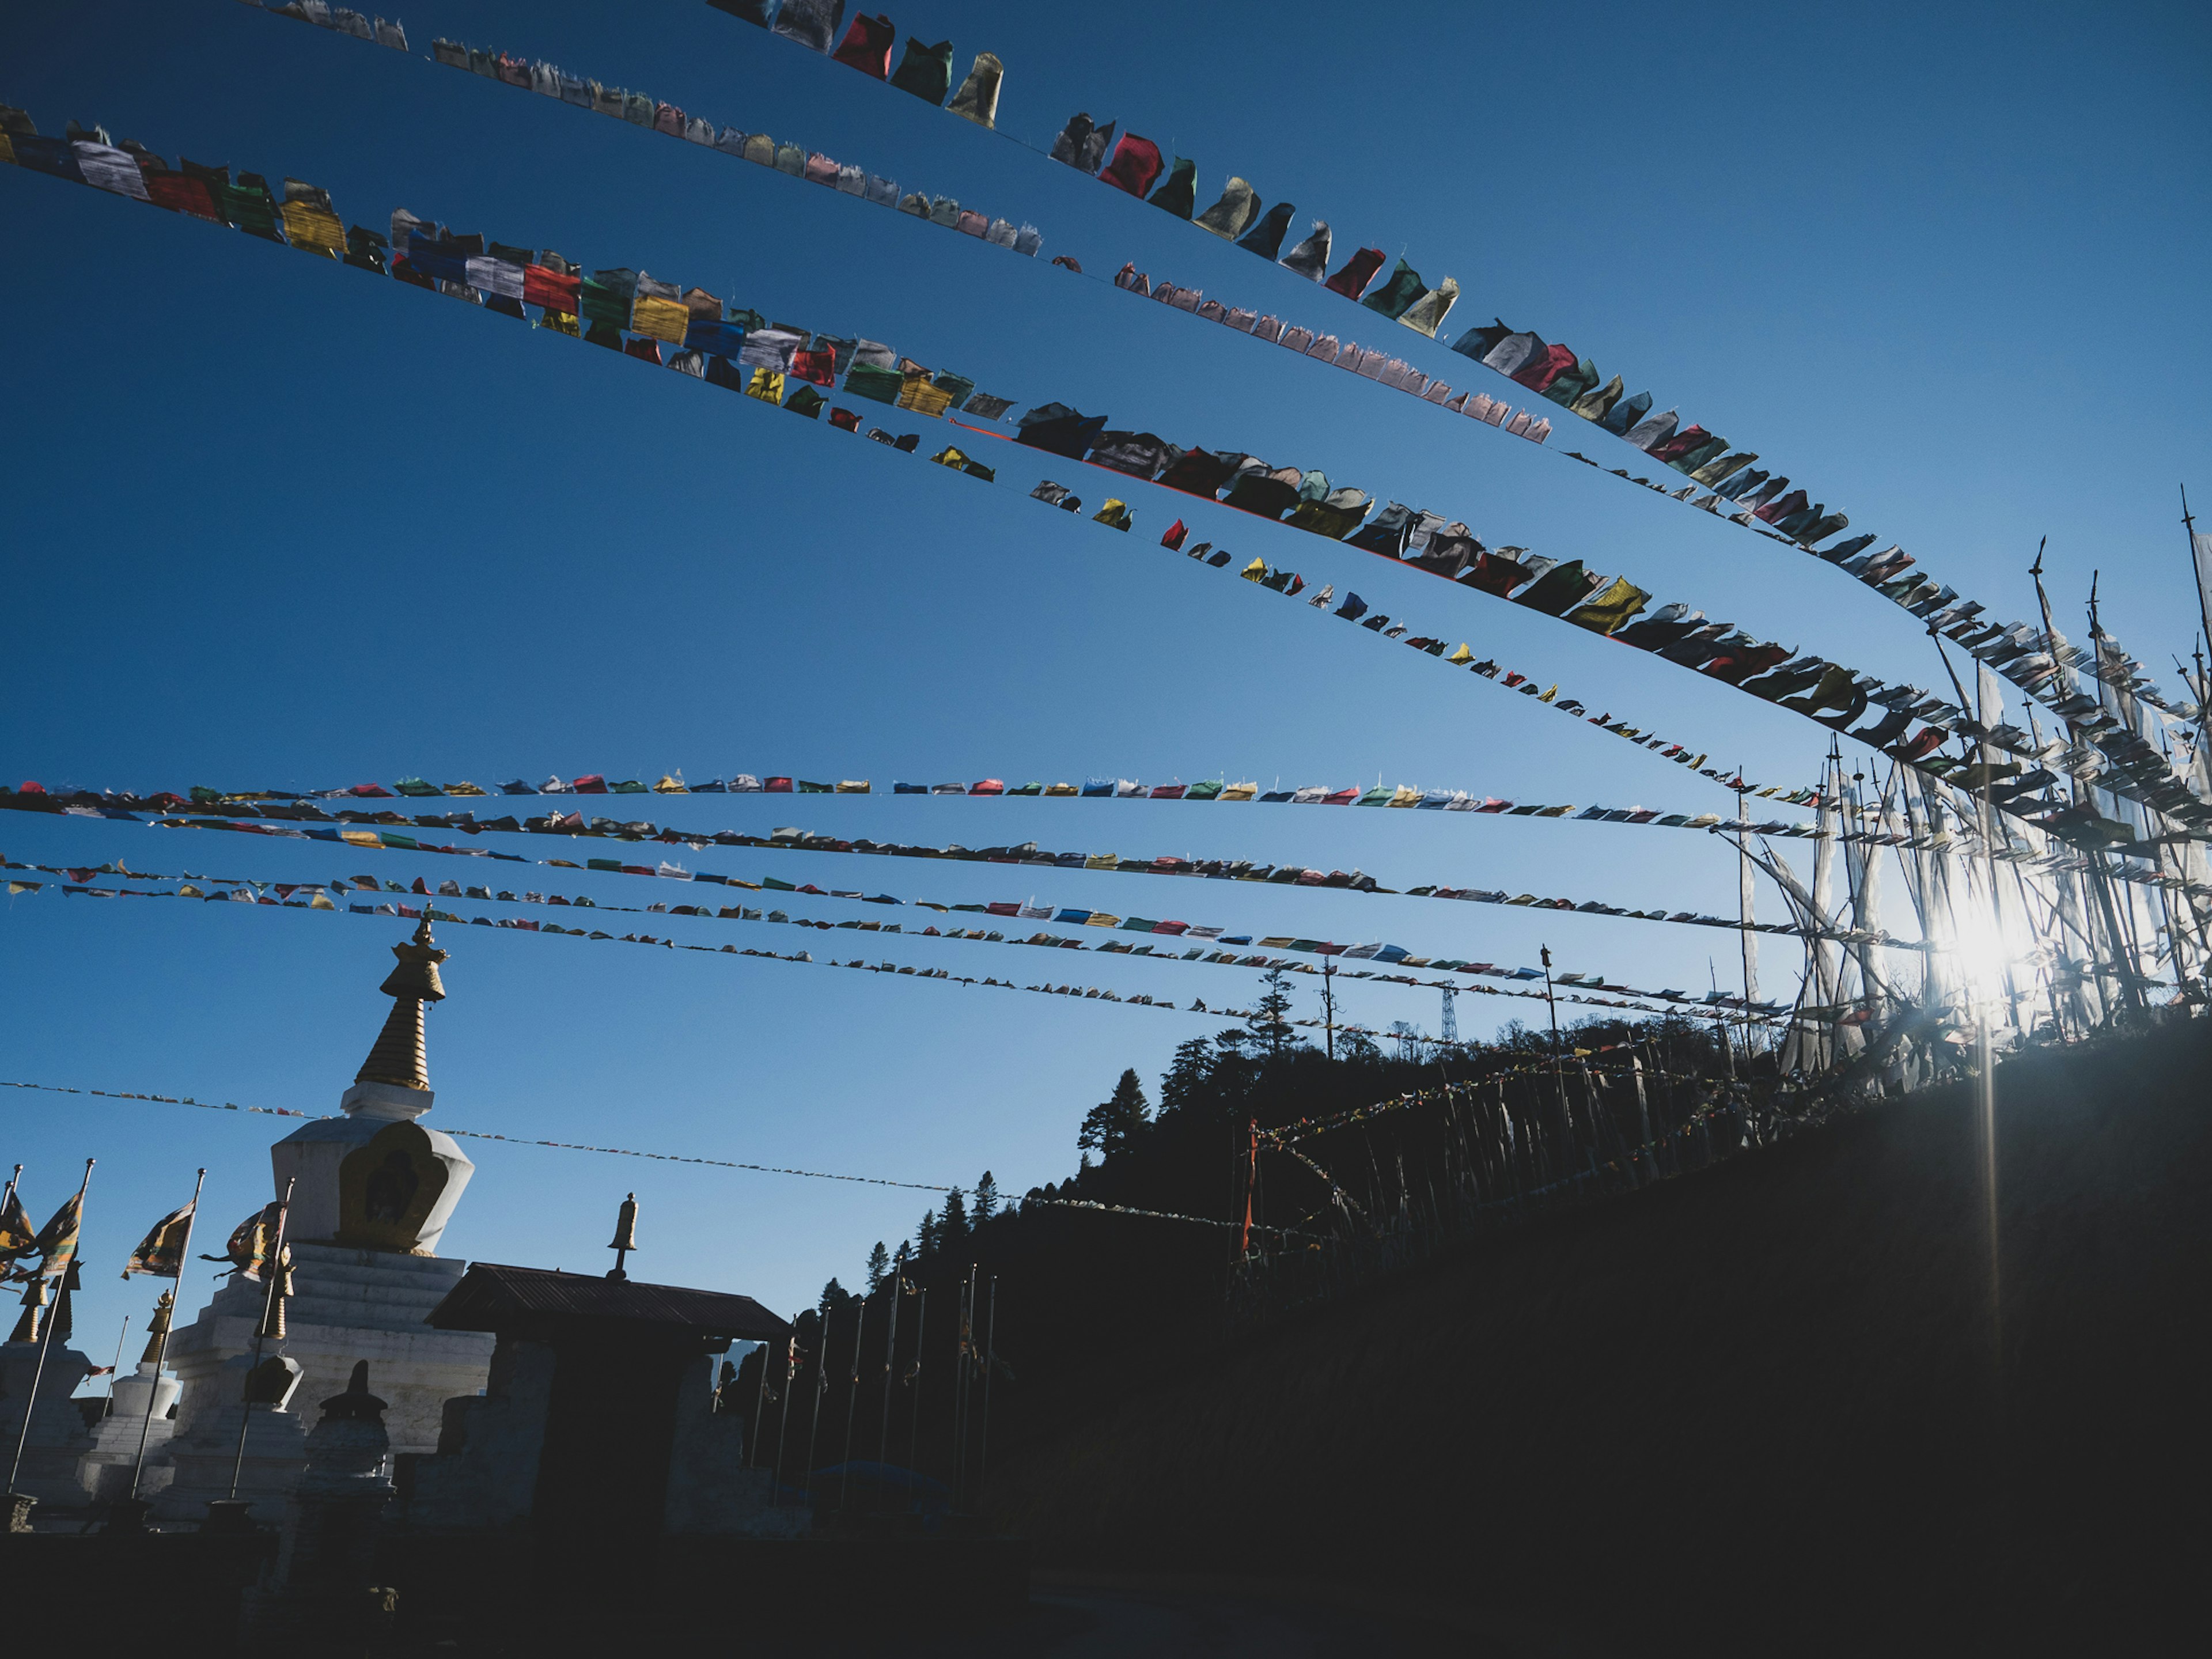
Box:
xmin=123 ymin=1198 xmax=198 ymax=1279
xmin=1399 ymin=278 xmax=1459 ymax=338
xmin=1565 ymin=577 xmax=1653 ymax=637
xmin=1279 ymin=220 xmax=1332 ymax=281
xmin=1194 ymin=176 xmax=1260 ymax=241
xmin=1099 ymin=133 xmax=1162 ymax=198
xmin=1237 ymin=201 xmax=1297 ymax=259
xmin=947 ymin=52 xmax=1003 ymax=128
xmin=1360 ymin=257 xmax=1428 ymax=321
xmin=0 ymin=1190 xmax=33 ymax=1259
xmin=1324 ymin=247 xmax=1386 ymax=300
xmin=832 ymin=13 xmax=895 ymax=77
xmin=32 ymin=1191 xmax=83 ymax=1272
xmin=278 ymin=177 xmax=344 ymax=256
xmin=770 ymin=0 xmax=846 ymax=52
xmin=888 ymin=36 xmax=955 ymax=104
xmin=204 ymin=1200 xmax=283 ymax=1281
xmin=1148 ymin=156 xmax=1198 ymax=218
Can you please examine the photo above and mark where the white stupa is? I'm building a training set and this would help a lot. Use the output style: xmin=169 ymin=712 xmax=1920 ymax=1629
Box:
xmin=147 ymin=918 xmax=496 ymax=1518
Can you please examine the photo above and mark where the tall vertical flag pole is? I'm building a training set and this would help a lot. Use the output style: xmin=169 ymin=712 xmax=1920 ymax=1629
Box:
xmin=840 ymin=1294 xmax=866 ymax=1514
xmin=906 ymin=1289 xmax=927 ymax=1499
xmin=227 ymin=1177 xmax=294 ymax=1501
xmin=6 ymin=1158 xmax=93 ymax=1502
xmin=130 ymin=1168 xmax=206 ymax=1502
xmin=1320 ymin=957 xmax=1336 ymax=1060
xmin=877 ymin=1247 xmax=904 ymax=1466
xmin=976 ymin=1277 xmax=998 ymax=1502
xmin=102 ymin=1317 xmax=130 ymax=1407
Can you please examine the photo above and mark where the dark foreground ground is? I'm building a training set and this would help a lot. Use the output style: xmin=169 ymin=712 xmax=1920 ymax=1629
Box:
xmin=981 ymin=1015 xmax=2212 ymax=1657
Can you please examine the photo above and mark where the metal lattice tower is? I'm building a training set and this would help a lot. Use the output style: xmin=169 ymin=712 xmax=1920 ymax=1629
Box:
xmin=1440 ymin=986 xmax=1458 ymax=1045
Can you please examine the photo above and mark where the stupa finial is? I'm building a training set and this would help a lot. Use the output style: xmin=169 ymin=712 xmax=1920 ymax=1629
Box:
xmin=355 ymin=921 xmax=451 ymax=1090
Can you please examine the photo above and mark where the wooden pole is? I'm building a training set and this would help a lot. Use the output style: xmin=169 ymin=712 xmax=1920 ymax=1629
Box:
xmin=976 ymin=1278 xmax=998 ymax=1502
xmin=748 ymin=1339 xmax=769 ymax=1469
xmin=772 ymin=1330 xmax=796 ymax=1506
xmin=950 ymin=1266 xmax=974 ymax=1508
xmin=877 ymin=1249 xmax=904 ymax=1467
xmin=803 ymin=1308 xmax=830 ymax=1514
xmin=906 ymin=1291 xmax=927 ymax=1504
xmin=130 ymin=1168 xmax=205 ymax=1502
xmin=840 ymin=1294 xmax=865 ymax=1514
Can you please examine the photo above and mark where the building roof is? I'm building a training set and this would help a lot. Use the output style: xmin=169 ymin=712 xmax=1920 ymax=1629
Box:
xmin=426 ymin=1263 xmax=789 ymax=1343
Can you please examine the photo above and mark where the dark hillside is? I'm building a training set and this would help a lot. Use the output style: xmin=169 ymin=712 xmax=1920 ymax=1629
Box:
xmin=982 ymin=1016 xmax=2212 ymax=1656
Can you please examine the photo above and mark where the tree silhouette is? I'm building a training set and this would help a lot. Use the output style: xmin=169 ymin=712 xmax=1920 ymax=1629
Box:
xmin=1248 ymin=967 xmax=1297 ymax=1058
xmin=1160 ymin=1037 xmax=1215 ymax=1120
xmin=864 ymin=1241 xmax=890 ymax=1293
xmin=972 ymin=1172 xmax=999 ymax=1222
xmin=1078 ymin=1068 xmax=1153 ymax=1159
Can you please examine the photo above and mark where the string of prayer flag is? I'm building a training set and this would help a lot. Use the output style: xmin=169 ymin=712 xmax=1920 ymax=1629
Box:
xmin=9 ymin=100 xmax=2194 ymax=836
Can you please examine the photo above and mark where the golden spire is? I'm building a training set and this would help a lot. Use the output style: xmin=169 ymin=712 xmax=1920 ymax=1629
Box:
xmin=355 ymin=918 xmax=450 ymax=1090
xmin=139 ymin=1289 xmax=173 ymax=1365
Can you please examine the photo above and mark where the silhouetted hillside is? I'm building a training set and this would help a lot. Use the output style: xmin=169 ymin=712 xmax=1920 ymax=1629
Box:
xmin=980 ymin=1015 xmax=2212 ymax=1657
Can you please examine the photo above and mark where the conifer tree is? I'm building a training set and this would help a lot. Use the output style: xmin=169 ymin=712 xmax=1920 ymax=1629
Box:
xmin=1248 ymin=967 xmax=1296 ymax=1058
xmin=972 ymin=1172 xmax=999 ymax=1222
xmin=1160 ymin=1037 xmax=1215 ymax=1118
xmin=864 ymin=1241 xmax=890 ymax=1292
xmin=939 ymin=1187 xmax=970 ymax=1241
xmin=1078 ymin=1068 xmax=1153 ymax=1158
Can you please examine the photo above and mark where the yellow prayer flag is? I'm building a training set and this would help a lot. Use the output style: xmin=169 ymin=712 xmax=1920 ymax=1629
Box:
xmin=1565 ymin=575 xmax=1652 ymax=636
xmin=747 ymin=368 xmax=786 ymax=403
xmin=1219 ymin=782 xmax=1258 ymax=801
xmin=836 ymin=781 xmax=871 ymax=794
xmin=1084 ymin=913 xmax=1122 ymax=927
xmin=339 ymin=830 xmax=381 ymax=847
xmin=1239 ymin=558 xmax=1269 ymax=582
xmin=630 ymin=294 xmax=690 ymax=343
xmin=278 ymin=200 xmax=344 ymax=257
xmin=1447 ymin=643 xmax=1473 ymax=664
xmin=309 ymin=892 xmax=335 ymax=910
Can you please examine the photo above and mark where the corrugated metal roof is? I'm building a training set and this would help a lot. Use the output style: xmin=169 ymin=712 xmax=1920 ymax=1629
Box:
xmin=426 ymin=1262 xmax=789 ymax=1341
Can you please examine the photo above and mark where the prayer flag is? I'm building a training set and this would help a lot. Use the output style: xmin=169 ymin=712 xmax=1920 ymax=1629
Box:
xmin=123 ymin=1198 xmax=196 ymax=1279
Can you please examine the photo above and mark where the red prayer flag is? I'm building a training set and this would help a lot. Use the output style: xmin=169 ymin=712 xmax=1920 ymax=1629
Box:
xmin=522 ymin=264 xmax=581 ymax=310
xmin=1099 ymin=134 xmax=1162 ymax=198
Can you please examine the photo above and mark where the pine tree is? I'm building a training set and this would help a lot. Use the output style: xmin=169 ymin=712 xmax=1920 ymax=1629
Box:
xmin=1248 ymin=967 xmax=1296 ymax=1058
xmin=915 ymin=1207 xmax=938 ymax=1259
xmin=1160 ymin=1037 xmax=1214 ymax=1118
xmin=972 ymin=1172 xmax=999 ymax=1222
xmin=939 ymin=1188 xmax=970 ymax=1241
xmin=864 ymin=1241 xmax=891 ymax=1292
xmin=819 ymin=1276 xmax=853 ymax=1315
xmin=1077 ymin=1067 xmax=1153 ymax=1159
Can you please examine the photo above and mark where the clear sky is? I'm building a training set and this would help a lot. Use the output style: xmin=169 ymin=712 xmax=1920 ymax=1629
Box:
xmin=3 ymin=0 xmax=2207 ymax=1362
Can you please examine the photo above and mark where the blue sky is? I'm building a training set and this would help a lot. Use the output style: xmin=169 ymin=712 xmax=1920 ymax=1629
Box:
xmin=3 ymin=0 xmax=2206 ymax=1359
